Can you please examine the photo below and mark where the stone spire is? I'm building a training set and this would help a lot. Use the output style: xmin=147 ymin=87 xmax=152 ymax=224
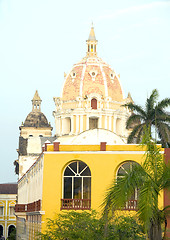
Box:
xmin=86 ymin=23 xmax=98 ymax=57
xmin=31 ymin=90 xmax=42 ymax=112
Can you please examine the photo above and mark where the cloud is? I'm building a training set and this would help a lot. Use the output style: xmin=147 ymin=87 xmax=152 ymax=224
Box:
xmin=97 ymin=1 xmax=170 ymax=21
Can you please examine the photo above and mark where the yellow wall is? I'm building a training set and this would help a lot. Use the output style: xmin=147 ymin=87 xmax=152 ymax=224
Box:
xmin=41 ymin=144 xmax=164 ymax=231
xmin=0 ymin=195 xmax=16 ymax=239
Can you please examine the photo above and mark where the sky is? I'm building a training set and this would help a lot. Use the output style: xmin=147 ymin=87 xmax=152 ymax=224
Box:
xmin=0 ymin=0 xmax=170 ymax=183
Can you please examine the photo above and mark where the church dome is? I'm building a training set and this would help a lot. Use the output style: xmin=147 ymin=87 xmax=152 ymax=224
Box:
xmin=53 ymin=25 xmax=131 ymax=140
xmin=24 ymin=111 xmax=50 ymax=128
xmin=62 ymin=25 xmax=123 ymax=102
xmin=22 ymin=90 xmax=51 ymax=129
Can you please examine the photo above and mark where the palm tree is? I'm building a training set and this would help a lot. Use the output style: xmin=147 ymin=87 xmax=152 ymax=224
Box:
xmin=123 ymin=89 xmax=170 ymax=147
xmin=102 ymin=132 xmax=170 ymax=240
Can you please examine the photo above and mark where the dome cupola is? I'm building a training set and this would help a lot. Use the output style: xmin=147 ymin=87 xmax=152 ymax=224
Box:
xmin=86 ymin=23 xmax=98 ymax=57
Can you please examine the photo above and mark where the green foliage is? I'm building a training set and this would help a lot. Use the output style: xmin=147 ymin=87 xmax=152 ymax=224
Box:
xmin=37 ymin=210 xmax=104 ymax=240
xmin=37 ymin=211 xmax=145 ymax=240
xmin=123 ymin=89 xmax=170 ymax=147
xmin=7 ymin=228 xmax=16 ymax=240
xmin=108 ymin=215 xmax=145 ymax=240
xmin=102 ymin=130 xmax=170 ymax=240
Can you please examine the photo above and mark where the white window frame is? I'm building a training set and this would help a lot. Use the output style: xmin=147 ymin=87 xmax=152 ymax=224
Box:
xmin=63 ymin=161 xmax=91 ymax=199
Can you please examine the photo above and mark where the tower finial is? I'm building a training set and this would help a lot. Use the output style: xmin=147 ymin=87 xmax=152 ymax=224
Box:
xmin=88 ymin=23 xmax=96 ymax=41
xmin=32 ymin=90 xmax=42 ymax=112
xmin=86 ymin=23 xmax=98 ymax=56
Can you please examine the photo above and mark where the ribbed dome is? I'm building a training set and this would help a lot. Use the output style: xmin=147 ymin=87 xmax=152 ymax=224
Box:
xmin=61 ymin=26 xmax=123 ymax=102
xmin=24 ymin=111 xmax=50 ymax=128
xmin=62 ymin=55 xmax=123 ymax=102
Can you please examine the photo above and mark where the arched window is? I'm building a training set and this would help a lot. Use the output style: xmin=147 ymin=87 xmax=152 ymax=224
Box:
xmin=61 ymin=161 xmax=91 ymax=210
xmin=8 ymin=225 xmax=16 ymax=238
xmin=0 ymin=225 xmax=3 ymax=238
xmin=91 ymin=98 xmax=97 ymax=109
xmin=117 ymin=161 xmax=139 ymax=210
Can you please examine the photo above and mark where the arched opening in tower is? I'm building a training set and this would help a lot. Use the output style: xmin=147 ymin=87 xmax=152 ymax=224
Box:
xmin=89 ymin=117 xmax=98 ymax=130
xmin=62 ymin=117 xmax=71 ymax=135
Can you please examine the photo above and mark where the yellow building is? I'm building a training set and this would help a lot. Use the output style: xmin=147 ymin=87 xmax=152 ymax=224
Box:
xmin=15 ymin=142 xmax=165 ymax=239
xmin=0 ymin=183 xmax=17 ymax=239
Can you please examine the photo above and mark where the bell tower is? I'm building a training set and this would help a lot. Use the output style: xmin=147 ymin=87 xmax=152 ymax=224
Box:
xmin=32 ymin=90 xmax=42 ymax=112
xmin=15 ymin=91 xmax=55 ymax=178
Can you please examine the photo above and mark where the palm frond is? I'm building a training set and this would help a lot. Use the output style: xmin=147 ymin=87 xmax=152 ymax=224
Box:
xmin=126 ymin=114 xmax=144 ymax=129
xmin=146 ymin=89 xmax=158 ymax=115
xmin=149 ymin=89 xmax=159 ymax=103
xmin=155 ymin=114 xmax=170 ymax=122
xmin=136 ymin=126 xmax=145 ymax=143
xmin=156 ymin=98 xmax=170 ymax=110
xmin=158 ymin=164 xmax=170 ymax=190
xmin=138 ymin=180 xmax=159 ymax=230
xmin=102 ymin=164 xmax=146 ymax=216
xmin=156 ymin=122 xmax=170 ymax=147
xmin=123 ymin=102 xmax=146 ymax=117
xmin=127 ymin=124 xmax=144 ymax=143
xmin=142 ymin=139 xmax=164 ymax=182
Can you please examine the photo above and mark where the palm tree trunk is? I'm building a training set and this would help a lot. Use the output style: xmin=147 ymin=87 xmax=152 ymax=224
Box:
xmin=162 ymin=218 xmax=167 ymax=240
xmin=148 ymin=220 xmax=162 ymax=240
